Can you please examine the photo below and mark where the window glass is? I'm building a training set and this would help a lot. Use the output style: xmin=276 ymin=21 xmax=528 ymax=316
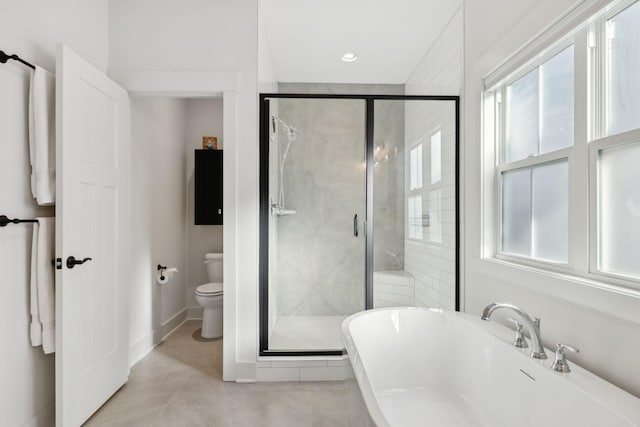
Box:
xmin=502 ymin=168 xmax=532 ymax=256
xmin=541 ymin=46 xmax=574 ymax=153
xmin=505 ymin=46 xmax=574 ymax=163
xmin=608 ymin=1 xmax=640 ymax=135
xmin=506 ymin=69 xmax=539 ymax=162
xmin=502 ymin=161 xmax=568 ymax=263
xmin=532 ymin=160 xmax=568 ymax=262
xmin=599 ymin=141 xmax=640 ymax=278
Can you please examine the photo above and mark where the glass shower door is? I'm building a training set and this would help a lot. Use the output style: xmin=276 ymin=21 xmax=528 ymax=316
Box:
xmin=263 ymin=97 xmax=366 ymax=353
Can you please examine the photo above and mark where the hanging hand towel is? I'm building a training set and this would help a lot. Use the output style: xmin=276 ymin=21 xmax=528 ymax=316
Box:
xmin=29 ymin=217 xmax=56 ymax=354
xmin=29 ymin=66 xmax=56 ymax=205
xmin=29 ymin=221 xmax=42 ymax=347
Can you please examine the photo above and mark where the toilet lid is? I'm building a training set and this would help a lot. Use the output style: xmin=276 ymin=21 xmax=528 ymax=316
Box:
xmin=196 ymin=282 xmax=223 ymax=295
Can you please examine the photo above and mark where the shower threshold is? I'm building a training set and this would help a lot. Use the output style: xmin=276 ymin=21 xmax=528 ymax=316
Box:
xmin=269 ymin=315 xmax=348 ymax=351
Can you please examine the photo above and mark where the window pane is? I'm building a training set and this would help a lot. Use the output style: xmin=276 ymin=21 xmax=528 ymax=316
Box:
xmin=506 ymin=69 xmax=539 ymax=162
xmin=532 ymin=161 xmax=568 ymax=262
xmin=502 ymin=168 xmax=532 ymax=256
xmin=540 ymin=46 xmax=574 ymax=153
xmin=608 ymin=1 xmax=640 ymax=135
xmin=599 ymin=141 xmax=640 ymax=278
xmin=431 ymin=131 xmax=442 ymax=184
xmin=410 ymin=144 xmax=422 ymax=190
xmin=408 ymin=195 xmax=423 ymax=239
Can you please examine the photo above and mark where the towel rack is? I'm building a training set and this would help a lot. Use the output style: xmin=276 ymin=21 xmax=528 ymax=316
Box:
xmin=0 ymin=50 xmax=35 ymax=70
xmin=0 ymin=215 xmax=39 ymax=227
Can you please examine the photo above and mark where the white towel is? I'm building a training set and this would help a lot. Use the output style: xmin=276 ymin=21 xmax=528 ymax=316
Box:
xmin=29 ymin=222 xmax=42 ymax=346
xmin=29 ymin=66 xmax=56 ymax=205
xmin=29 ymin=217 xmax=56 ymax=354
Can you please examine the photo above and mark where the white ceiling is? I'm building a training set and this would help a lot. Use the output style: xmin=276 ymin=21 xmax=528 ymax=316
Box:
xmin=260 ymin=0 xmax=462 ymax=84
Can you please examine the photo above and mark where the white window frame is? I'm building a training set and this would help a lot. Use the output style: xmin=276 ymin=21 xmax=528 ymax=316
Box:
xmin=492 ymin=36 xmax=578 ymax=270
xmin=483 ymin=0 xmax=640 ymax=291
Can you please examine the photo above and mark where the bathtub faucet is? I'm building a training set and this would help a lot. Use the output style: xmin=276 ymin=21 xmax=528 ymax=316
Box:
xmin=481 ymin=302 xmax=547 ymax=360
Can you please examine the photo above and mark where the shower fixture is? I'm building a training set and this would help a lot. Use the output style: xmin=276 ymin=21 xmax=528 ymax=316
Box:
xmin=270 ymin=116 xmax=298 ymax=216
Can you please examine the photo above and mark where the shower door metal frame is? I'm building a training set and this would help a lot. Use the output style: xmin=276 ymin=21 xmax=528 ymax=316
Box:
xmin=259 ymin=93 xmax=460 ymax=357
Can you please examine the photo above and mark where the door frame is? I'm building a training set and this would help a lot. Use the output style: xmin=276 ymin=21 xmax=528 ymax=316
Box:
xmin=108 ymin=68 xmax=238 ymax=381
xmin=258 ymin=93 xmax=460 ymax=357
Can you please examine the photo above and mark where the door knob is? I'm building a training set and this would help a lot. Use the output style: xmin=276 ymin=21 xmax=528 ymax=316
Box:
xmin=66 ymin=256 xmax=93 ymax=269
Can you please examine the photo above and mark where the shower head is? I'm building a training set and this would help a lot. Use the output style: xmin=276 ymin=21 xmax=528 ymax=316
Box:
xmin=286 ymin=126 xmax=298 ymax=143
xmin=271 ymin=115 xmax=298 ymax=143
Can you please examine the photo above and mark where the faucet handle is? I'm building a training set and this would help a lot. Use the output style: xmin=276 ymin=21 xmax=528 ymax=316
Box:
xmin=507 ymin=317 xmax=528 ymax=348
xmin=551 ymin=343 xmax=580 ymax=373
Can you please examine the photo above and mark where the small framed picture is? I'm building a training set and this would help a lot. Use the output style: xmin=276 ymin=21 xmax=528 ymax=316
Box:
xmin=202 ymin=136 xmax=218 ymax=150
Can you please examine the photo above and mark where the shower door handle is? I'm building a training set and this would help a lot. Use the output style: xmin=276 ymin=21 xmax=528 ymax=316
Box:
xmin=353 ymin=214 xmax=358 ymax=237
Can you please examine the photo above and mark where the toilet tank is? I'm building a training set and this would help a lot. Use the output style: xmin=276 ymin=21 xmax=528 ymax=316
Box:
xmin=204 ymin=253 xmax=223 ymax=282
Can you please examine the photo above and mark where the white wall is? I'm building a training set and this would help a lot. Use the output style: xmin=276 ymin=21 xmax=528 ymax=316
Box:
xmin=403 ymin=7 xmax=463 ymax=310
xmin=185 ymin=98 xmax=224 ymax=315
xmin=0 ymin=2 xmax=108 ymax=425
xmin=129 ymin=97 xmax=188 ymax=364
xmin=463 ymin=0 xmax=640 ymax=397
xmin=1 ymin=0 xmax=109 ymax=73
xmin=259 ymin=1 xmax=278 ymax=94
xmin=109 ymin=0 xmax=259 ymax=380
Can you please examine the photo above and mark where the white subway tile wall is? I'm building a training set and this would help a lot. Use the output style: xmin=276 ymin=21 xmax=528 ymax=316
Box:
xmin=404 ymin=7 xmax=463 ymax=311
xmin=373 ymin=271 xmax=415 ymax=308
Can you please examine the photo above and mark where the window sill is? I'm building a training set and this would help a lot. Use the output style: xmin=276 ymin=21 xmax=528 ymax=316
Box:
xmin=476 ymin=256 xmax=640 ymax=324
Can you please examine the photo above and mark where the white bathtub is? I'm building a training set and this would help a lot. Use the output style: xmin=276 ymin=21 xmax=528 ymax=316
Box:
xmin=342 ymin=307 xmax=640 ymax=427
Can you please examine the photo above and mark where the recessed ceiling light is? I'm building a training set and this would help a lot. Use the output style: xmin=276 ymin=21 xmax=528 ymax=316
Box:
xmin=341 ymin=52 xmax=358 ymax=62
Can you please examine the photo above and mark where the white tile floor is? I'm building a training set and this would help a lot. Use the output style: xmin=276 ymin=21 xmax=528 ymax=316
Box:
xmin=84 ymin=320 xmax=373 ymax=426
xmin=269 ymin=316 xmax=348 ymax=350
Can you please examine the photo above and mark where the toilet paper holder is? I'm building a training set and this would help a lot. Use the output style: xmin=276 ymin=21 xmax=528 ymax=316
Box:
xmin=157 ymin=264 xmax=179 ymax=284
xmin=157 ymin=264 xmax=167 ymax=280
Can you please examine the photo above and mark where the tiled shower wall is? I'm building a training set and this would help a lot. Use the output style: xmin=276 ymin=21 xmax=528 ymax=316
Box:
xmin=275 ymin=97 xmax=366 ymax=316
xmin=373 ymin=101 xmax=406 ymax=272
xmin=404 ymin=6 xmax=463 ymax=310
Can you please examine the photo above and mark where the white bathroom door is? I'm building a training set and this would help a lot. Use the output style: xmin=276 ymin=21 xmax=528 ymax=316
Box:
xmin=55 ymin=45 xmax=130 ymax=426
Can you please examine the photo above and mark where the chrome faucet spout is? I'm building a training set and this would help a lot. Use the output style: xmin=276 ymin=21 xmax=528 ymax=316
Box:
xmin=481 ymin=302 xmax=547 ymax=359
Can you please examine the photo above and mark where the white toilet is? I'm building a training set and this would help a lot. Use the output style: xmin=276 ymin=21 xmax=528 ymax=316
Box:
xmin=195 ymin=253 xmax=223 ymax=339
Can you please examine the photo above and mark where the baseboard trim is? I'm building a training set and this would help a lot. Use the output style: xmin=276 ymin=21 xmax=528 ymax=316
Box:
xmin=235 ymin=361 xmax=257 ymax=383
xmin=158 ymin=309 xmax=188 ymax=341
xmin=186 ymin=306 xmax=203 ymax=319
xmin=128 ymin=308 xmax=188 ymax=367
xmin=129 ymin=332 xmax=155 ymax=367
xmin=23 ymin=402 xmax=55 ymax=427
